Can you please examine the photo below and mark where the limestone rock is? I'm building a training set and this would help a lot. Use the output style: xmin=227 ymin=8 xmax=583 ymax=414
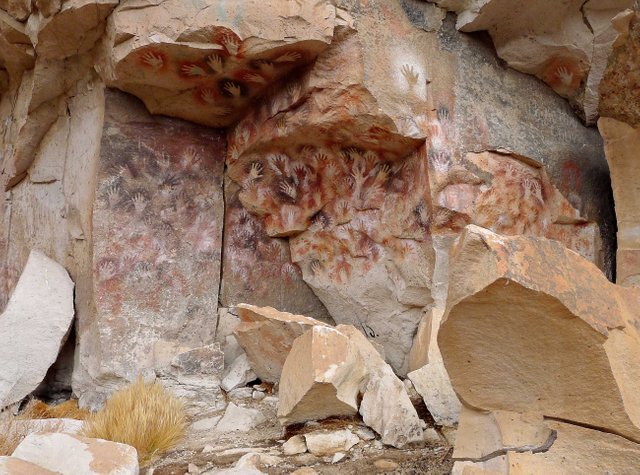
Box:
xmin=599 ymin=117 xmax=640 ymax=286
xmin=277 ymin=326 xmax=367 ymax=425
xmin=214 ymin=403 xmax=266 ymax=434
xmin=337 ymin=325 xmax=424 ymax=448
xmin=599 ymin=12 xmax=640 ymax=127
xmin=221 ymin=354 xmax=256 ymax=393
xmin=440 ymin=225 xmax=640 ymax=442
xmin=407 ymin=309 xmax=461 ymax=427
xmin=452 ymin=407 xmax=640 ymax=474
xmin=431 ymin=0 xmax=634 ymax=123
xmin=303 ymin=429 xmax=359 ymax=457
xmin=283 ymin=435 xmax=308 ymax=455
xmin=234 ymin=304 xmax=330 ymax=382
xmin=157 ymin=343 xmax=226 ymax=419
xmin=0 ymin=250 xmax=74 ymax=408
xmin=11 ymin=432 xmax=138 ymax=475
xmin=99 ymin=0 xmax=337 ymax=127
xmin=0 ymin=457 xmax=57 ymax=475
xmin=75 ymin=89 xmax=225 ymax=410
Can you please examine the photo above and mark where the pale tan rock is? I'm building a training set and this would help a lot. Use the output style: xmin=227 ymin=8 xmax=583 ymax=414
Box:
xmin=599 ymin=117 xmax=640 ymax=286
xmin=283 ymin=435 xmax=307 ymax=456
xmin=221 ymin=354 xmax=256 ymax=393
xmin=304 ymin=429 xmax=359 ymax=457
xmin=440 ymin=225 xmax=640 ymax=442
xmin=373 ymin=459 xmax=399 ymax=471
xmin=234 ymin=304 xmax=330 ymax=382
xmin=407 ymin=308 xmax=461 ymax=427
xmin=431 ymin=0 xmax=634 ymax=122
xmin=0 ymin=250 xmax=74 ymax=408
xmin=0 ymin=456 xmax=57 ymax=475
xmin=99 ymin=0 xmax=336 ymax=127
xmin=214 ymin=403 xmax=266 ymax=434
xmin=452 ymin=410 xmax=640 ymax=474
xmin=337 ymin=325 xmax=424 ymax=448
xmin=278 ymin=325 xmax=366 ymax=425
xmin=11 ymin=432 xmax=138 ymax=475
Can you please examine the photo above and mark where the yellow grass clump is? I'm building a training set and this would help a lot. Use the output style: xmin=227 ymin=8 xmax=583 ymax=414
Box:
xmin=80 ymin=377 xmax=187 ymax=466
xmin=20 ymin=399 xmax=90 ymax=420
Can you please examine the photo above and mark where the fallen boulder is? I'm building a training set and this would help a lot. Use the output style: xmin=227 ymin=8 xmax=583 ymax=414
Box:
xmin=337 ymin=325 xmax=424 ymax=448
xmin=234 ymin=304 xmax=329 ymax=382
xmin=11 ymin=432 xmax=138 ymax=475
xmin=440 ymin=225 xmax=640 ymax=442
xmin=278 ymin=326 xmax=366 ymax=425
xmin=0 ymin=250 xmax=74 ymax=408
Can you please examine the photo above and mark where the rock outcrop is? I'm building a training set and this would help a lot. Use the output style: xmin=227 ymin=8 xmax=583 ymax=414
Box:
xmin=0 ymin=250 xmax=74 ymax=408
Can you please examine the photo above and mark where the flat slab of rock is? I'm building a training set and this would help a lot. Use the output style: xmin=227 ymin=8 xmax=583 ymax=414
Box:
xmin=234 ymin=304 xmax=329 ymax=382
xmin=278 ymin=325 xmax=366 ymax=425
xmin=441 ymin=225 xmax=640 ymax=442
xmin=0 ymin=250 xmax=74 ymax=408
xmin=11 ymin=432 xmax=138 ymax=475
xmin=304 ymin=429 xmax=359 ymax=457
xmin=0 ymin=456 xmax=58 ymax=475
xmin=214 ymin=402 xmax=266 ymax=433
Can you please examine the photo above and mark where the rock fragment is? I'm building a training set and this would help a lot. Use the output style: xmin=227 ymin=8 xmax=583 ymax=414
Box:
xmin=234 ymin=304 xmax=329 ymax=382
xmin=214 ymin=403 xmax=266 ymax=434
xmin=0 ymin=250 xmax=74 ymax=408
xmin=11 ymin=433 xmax=138 ymax=475
xmin=304 ymin=429 xmax=359 ymax=457
xmin=441 ymin=225 xmax=640 ymax=442
xmin=277 ymin=325 xmax=366 ymax=425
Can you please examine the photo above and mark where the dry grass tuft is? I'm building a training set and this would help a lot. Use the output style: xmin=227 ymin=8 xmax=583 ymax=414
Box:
xmin=80 ymin=377 xmax=187 ymax=466
xmin=0 ymin=413 xmax=23 ymax=456
xmin=20 ymin=399 xmax=90 ymax=420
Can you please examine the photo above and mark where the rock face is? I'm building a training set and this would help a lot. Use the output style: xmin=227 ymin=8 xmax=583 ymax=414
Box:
xmin=0 ymin=456 xmax=57 ymax=475
xmin=278 ymin=325 xmax=367 ymax=425
xmin=0 ymin=0 xmax=621 ymax=457
xmin=440 ymin=225 xmax=640 ymax=442
xmin=599 ymin=117 xmax=640 ymax=286
xmin=430 ymin=0 xmax=635 ymax=123
xmin=234 ymin=304 xmax=330 ymax=382
xmin=0 ymin=250 xmax=74 ymax=408
xmin=99 ymin=0 xmax=337 ymax=127
xmin=74 ymin=89 xmax=226 ymax=409
xmin=12 ymin=432 xmax=139 ymax=475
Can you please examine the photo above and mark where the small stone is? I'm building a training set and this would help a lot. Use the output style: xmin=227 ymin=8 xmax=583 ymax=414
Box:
xmin=188 ymin=463 xmax=200 ymax=474
xmin=252 ymin=390 xmax=266 ymax=401
xmin=423 ymin=428 xmax=441 ymax=443
xmin=283 ymin=434 xmax=308 ymax=455
xmin=374 ymin=459 xmax=399 ymax=470
xmin=214 ymin=403 xmax=266 ymax=433
xmin=304 ymin=429 xmax=359 ymax=457
xmin=228 ymin=387 xmax=254 ymax=399
xmin=331 ymin=452 xmax=346 ymax=463
xmin=202 ymin=445 xmax=215 ymax=453
xmin=221 ymin=353 xmax=257 ymax=392
xmin=191 ymin=416 xmax=222 ymax=432
xmin=372 ymin=440 xmax=383 ymax=450
xmin=353 ymin=426 xmax=376 ymax=441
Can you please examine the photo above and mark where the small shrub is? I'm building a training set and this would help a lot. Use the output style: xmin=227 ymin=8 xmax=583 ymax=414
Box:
xmin=20 ymin=399 xmax=90 ymax=420
xmin=80 ymin=377 xmax=187 ymax=466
